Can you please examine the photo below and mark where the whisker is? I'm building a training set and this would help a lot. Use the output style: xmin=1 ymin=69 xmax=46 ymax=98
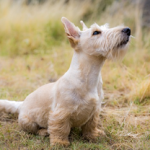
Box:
xmin=130 ymin=35 xmax=135 ymax=38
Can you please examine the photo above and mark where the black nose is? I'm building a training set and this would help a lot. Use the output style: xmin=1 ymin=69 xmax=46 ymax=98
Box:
xmin=122 ymin=28 xmax=131 ymax=36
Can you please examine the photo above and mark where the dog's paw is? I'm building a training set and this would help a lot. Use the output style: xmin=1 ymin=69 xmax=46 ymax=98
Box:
xmin=97 ymin=129 xmax=106 ymax=136
xmin=50 ymin=139 xmax=70 ymax=147
xmin=83 ymin=128 xmax=106 ymax=141
xmin=38 ymin=129 xmax=49 ymax=136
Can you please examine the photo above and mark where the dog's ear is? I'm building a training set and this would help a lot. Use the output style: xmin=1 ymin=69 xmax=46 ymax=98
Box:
xmin=61 ymin=17 xmax=80 ymax=49
xmin=80 ymin=20 xmax=88 ymax=31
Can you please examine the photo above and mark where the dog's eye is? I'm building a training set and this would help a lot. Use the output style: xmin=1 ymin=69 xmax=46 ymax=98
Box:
xmin=93 ymin=31 xmax=101 ymax=35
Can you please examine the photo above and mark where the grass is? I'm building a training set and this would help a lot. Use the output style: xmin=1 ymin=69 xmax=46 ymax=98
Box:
xmin=0 ymin=0 xmax=150 ymax=149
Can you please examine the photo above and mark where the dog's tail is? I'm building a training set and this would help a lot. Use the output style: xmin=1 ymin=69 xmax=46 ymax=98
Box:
xmin=0 ymin=100 xmax=23 ymax=114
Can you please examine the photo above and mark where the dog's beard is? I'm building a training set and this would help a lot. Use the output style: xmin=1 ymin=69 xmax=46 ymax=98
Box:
xmin=107 ymin=36 xmax=130 ymax=60
xmin=116 ymin=35 xmax=129 ymax=49
xmin=107 ymin=43 xmax=129 ymax=60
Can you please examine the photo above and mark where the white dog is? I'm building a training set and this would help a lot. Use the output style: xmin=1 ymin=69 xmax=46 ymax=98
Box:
xmin=0 ymin=17 xmax=131 ymax=146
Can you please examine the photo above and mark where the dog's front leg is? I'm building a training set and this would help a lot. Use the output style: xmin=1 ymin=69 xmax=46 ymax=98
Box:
xmin=48 ymin=110 xmax=71 ymax=146
xmin=82 ymin=110 xmax=105 ymax=141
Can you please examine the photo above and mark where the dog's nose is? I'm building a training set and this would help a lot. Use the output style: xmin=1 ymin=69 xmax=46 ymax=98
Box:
xmin=122 ymin=28 xmax=131 ymax=36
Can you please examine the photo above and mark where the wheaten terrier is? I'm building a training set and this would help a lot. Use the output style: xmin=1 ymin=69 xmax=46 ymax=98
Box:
xmin=0 ymin=17 xmax=131 ymax=146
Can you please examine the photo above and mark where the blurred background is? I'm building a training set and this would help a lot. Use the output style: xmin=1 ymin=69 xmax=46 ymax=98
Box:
xmin=0 ymin=0 xmax=150 ymax=56
xmin=0 ymin=0 xmax=150 ymax=149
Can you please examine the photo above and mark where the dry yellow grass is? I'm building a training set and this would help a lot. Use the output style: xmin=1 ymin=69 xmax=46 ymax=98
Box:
xmin=0 ymin=0 xmax=150 ymax=149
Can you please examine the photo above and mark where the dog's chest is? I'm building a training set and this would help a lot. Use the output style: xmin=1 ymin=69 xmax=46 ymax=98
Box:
xmin=70 ymin=97 xmax=99 ymax=127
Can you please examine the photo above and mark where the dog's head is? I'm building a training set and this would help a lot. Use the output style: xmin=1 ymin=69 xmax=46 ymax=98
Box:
xmin=61 ymin=17 xmax=131 ymax=60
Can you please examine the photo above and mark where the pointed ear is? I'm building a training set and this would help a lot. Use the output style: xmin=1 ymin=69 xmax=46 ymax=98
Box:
xmin=61 ymin=17 xmax=80 ymax=48
xmin=80 ymin=20 xmax=88 ymax=31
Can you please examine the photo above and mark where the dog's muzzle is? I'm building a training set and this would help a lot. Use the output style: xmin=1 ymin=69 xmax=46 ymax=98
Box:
xmin=122 ymin=28 xmax=131 ymax=36
xmin=116 ymin=28 xmax=131 ymax=48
